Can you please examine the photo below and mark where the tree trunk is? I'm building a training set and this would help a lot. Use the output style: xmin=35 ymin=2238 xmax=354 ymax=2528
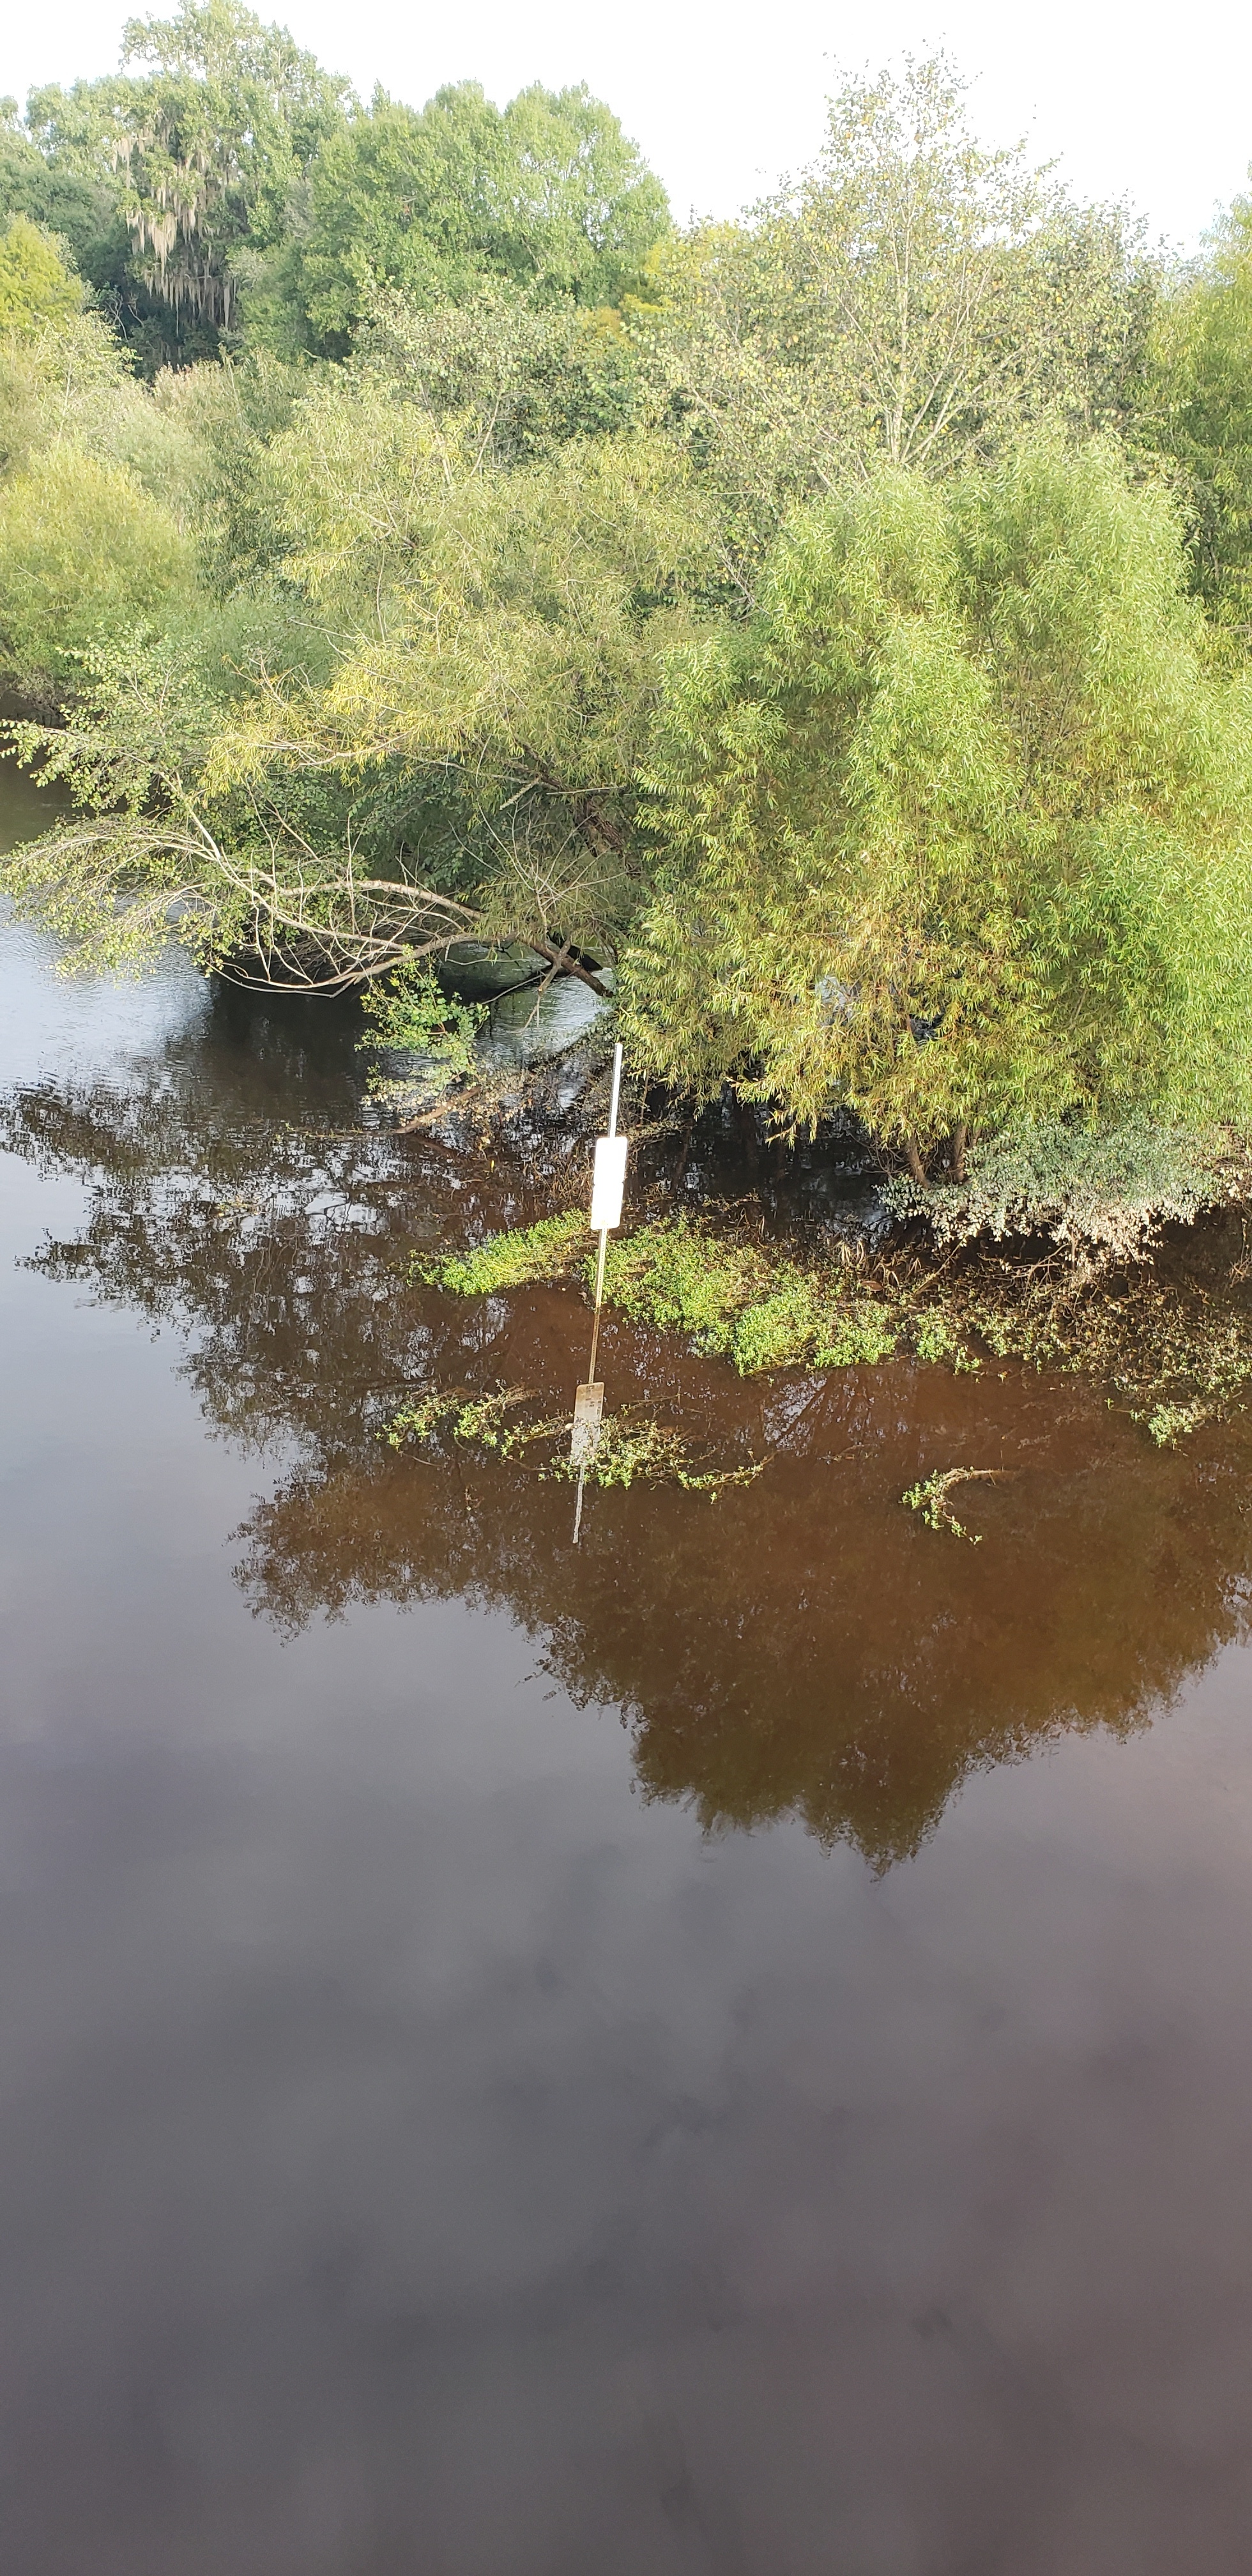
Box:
xmin=734 ymin=1092 xmax=761 ymax=1172
xmin=674 ymin=1103 xmax=698 ymax=1189
xmin=951 ymin=1121 xmax=968 ymax=1183
xmin=903 ymin=1136 xmax=928 ymax=1189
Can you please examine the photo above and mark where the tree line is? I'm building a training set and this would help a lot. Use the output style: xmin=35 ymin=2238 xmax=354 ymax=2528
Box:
xmin=4 ymin=1 xmax=1252 ymax=1196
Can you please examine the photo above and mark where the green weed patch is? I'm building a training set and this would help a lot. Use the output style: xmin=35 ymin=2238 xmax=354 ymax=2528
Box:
xmin=385 ymin=1379 xmax=761 ymax=1494
xmin=408 ymin=1210 xmax=584 ymax=1297
xmin=411 ymin=1206 xmax=1252 ymax=1440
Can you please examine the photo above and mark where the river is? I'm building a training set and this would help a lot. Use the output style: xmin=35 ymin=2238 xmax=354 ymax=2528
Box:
xmin=3 ymin=767 xmax=1252 ymax=2574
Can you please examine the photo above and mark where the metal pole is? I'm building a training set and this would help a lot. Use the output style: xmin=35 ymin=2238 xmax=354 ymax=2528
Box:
xmin=586 ymin=1229 xmax=608 ymax=1383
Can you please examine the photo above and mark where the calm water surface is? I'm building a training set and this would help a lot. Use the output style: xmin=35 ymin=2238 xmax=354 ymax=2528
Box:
xmin=3 ymin=771 xmax=1252 ymax=2574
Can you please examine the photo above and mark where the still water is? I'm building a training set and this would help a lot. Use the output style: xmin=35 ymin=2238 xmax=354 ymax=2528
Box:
xmin=3 ymin=773 xmax=1252 ymax=2573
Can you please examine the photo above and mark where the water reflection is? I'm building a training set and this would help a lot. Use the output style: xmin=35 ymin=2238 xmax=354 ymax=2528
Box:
xmin=4 ymin=995 xmax=1251 ymax=1867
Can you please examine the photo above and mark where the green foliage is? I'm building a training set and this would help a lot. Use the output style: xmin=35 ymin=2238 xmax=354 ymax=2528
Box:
xmin=360 ymin=963 xmax=487 ymax=1102
xmin=413 ymin=1210 xmax=586 ymax=1296
xmin=385 ymin=1379 xmax=760 ymax=1492
xmin=169 ymin=347 xmax=302 ymax=588
xmin=359 ymin=291 xmax=645 ymax=463
xmin=885 ymin=1116 xmax=1234 ymax=1259
xmin=634 ymin=56 xmax=1156 ymax=581
xmin=1139 ymin=197 xmax=1252 ymax=621
xmin=0 ymin=98 xmax=114 ymax=278
xmin=0 ymin=450 xmax=192 ymax=691
xmin=553 ymin=1411 xmax=761 ymax=1494
xmin=25 ymin=1 xmax=350 ymax=366
xmin=174 ymin=381 xmax=714 ymax=971
xmin=0 ymin=215 xmax=81 ymax=332
xmin=911 ymin=1312 xmax=981 ymax=1371
xmin=601 ymin=1218 xmax=767 ymax=1354
xmin=602 ymin=1223 xmax=901 ymax=1373
xmin=294 ymin=80 xmax=668 ymax=351
xmin=902 ymin=1467 xmax=1001 ymax=1540
xmin=424 ymin=1209 xmax=904 ymax=1376
xmin=0 ymin=306 xmax=214 ymax=528
xmin=3 ymin=16 xmax=1251 ymax=1257
xmin=623 ymin=441 xmax=1252 ymax=1153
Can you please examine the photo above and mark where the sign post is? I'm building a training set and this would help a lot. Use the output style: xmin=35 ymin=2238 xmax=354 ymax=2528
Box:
xmin=572 ymin=1041 xmax=626 ymax=1541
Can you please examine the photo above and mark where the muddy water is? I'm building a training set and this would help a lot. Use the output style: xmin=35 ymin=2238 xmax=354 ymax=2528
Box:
xmin=3 ymin=797 xmax=1252 ymax=2572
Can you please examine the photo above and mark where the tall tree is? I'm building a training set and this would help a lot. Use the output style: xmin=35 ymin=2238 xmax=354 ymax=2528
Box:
xmin=293 ymin=80 xmax=669 ymax=352
xmin=24 ymin=0 xmax=349 ymax=363
xmin=637 ymin=55 xmax=1156 ymax=584
xmin=0 ymin=98 xmax=116 ymax=278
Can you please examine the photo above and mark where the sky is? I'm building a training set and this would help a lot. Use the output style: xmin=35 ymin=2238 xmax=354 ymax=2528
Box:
xmin=3 ymin=0 xmax=1249 ymax=254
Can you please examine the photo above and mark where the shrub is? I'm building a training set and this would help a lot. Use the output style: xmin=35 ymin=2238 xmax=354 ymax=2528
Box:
xmin=0 ymin=216 xmax=80 ymax=335
xmin=0 ymin=448 xmax=191 ymax=690
xmin=884 ymin=1116 xmax=1235 ymax=1259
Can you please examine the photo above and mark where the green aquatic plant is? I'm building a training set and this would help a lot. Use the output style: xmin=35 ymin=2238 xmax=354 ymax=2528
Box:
xmin=385 ymin=1386 xmax=461 ymax=1445
xmin=386 ymin=1383 xmax=541 ymax=1451
xmin=549 ymin=1411 xmax=761 ymax=1494
xmin=911 ymin=1310 xmax=982 ymax=1371
xmin=409 ymin=1210 xmax=586 ymax=1297
xmin=1144 ymin=1399 xmax=1214 ymax=1448
xmin=903 ymin=1466 xmax=1006 ymax=1541
xmin=600 ymin=1220 xmax=901 ymax=1375
xmin=951 ymin=1266 xmax=1252 ymax=1437
xmin=384 ymin=1378 xmax=761 ymax=1494
xmin=413 ymin=1201 xmax=1252 ymax=1442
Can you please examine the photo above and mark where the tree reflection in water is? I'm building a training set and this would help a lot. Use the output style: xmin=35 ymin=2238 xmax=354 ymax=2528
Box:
xmin=4 ymin=988 xmax=1250 ymax=1871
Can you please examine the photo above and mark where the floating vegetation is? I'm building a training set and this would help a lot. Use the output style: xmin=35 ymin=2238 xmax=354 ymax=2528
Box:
xmin=945 ymin=1268 xmax=1252 ymax=1445
xmin=549 ymin=1411 xmax=763 ymax=1495
xmin=411 ymin=1206 xmax=1252 ymax=1441
xmin=385 ymin=1380 xmax=763 ymax=1496
xmin=408 ymin=1211 xmax=585 ymax=1297
xmin=386 ymin=1383 xmax=546 ymax=1452
xmin=903 ymin=1467 xmax=1010 ymax=1542
xmin=602 ymin=1221 xmax=905 ymax=1374
xmin=421 ymin=1213 xmax=922 ymax=1376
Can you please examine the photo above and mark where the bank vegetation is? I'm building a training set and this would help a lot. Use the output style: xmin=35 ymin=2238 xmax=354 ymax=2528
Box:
xmin=4 ymin=6 xmax=1252 ymax=1261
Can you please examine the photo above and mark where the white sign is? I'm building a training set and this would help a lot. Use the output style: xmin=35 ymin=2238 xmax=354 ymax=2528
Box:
xmin=590 ymin=1133 xmax=628 ymax=1232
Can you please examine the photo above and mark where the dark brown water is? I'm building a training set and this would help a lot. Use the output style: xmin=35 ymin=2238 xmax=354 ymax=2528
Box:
xmin=3 ymin=769 xmax=1252 ymax=2574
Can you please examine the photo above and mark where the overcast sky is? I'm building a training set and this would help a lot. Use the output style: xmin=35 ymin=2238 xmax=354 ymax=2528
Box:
xmin=3 ymin=0 xmax=1248 ymax=254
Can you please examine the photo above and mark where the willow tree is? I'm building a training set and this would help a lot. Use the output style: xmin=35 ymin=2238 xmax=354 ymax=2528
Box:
xmin=621 ymin=441 xmax=1252 ymax=1169
xmin=2 ymin=362 xmax=714 ymax=988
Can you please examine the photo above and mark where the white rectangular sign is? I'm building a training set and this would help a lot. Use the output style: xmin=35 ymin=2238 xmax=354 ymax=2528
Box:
xmin=590 ymin=1133 xmax=628 ymax=1232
